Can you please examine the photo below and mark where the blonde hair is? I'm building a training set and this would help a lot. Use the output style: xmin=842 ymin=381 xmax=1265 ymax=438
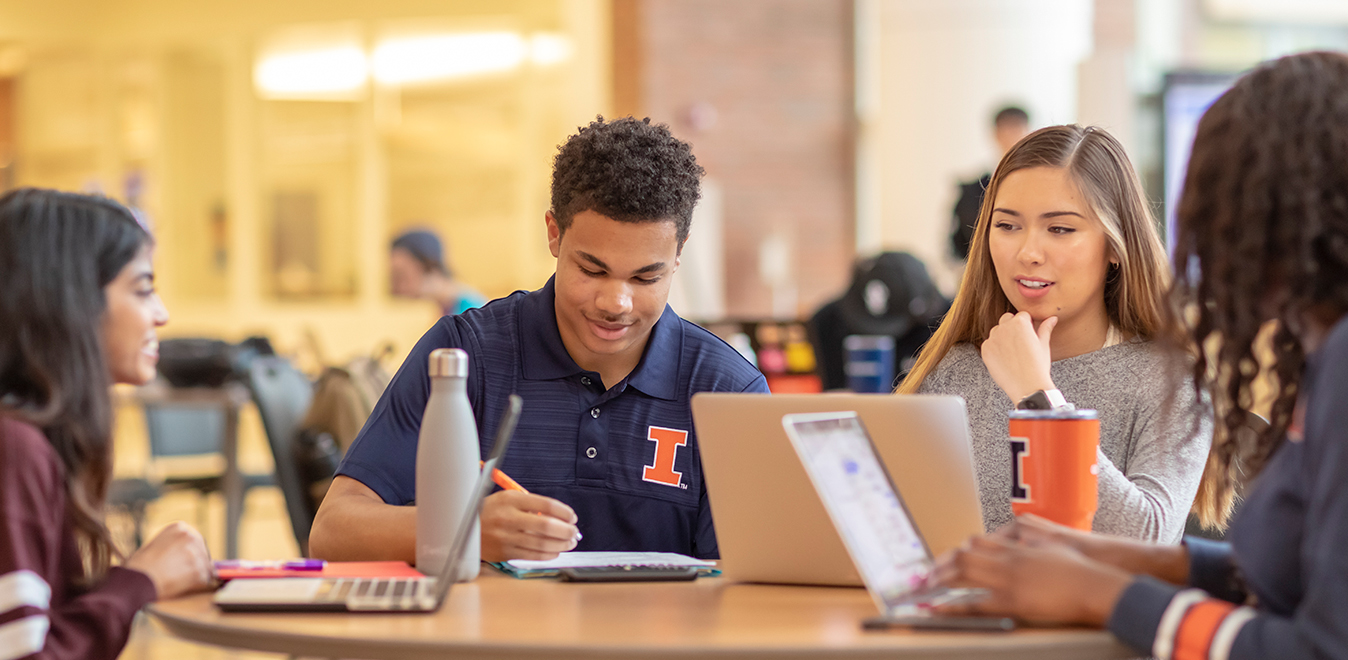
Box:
xmin=899 ymin=125 xmax=1176 ymax=393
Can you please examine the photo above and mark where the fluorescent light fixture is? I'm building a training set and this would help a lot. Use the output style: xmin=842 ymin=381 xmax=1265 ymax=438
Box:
xmin=1205 ymin=0 xmax=1348 ymax=23
xmin=529 ymin=33 xmax=572 ymax=66
xmin=255 ymin=46 xmax=367 ymax=99
xmin=372 ymin=32 xmax=528 ymax=85
xmin=255 ymin=22 xmax=367 ymax=100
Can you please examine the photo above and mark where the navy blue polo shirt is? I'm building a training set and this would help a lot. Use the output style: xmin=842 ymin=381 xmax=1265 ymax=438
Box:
xmin=337 ymin=276 xmax=768 ymax=559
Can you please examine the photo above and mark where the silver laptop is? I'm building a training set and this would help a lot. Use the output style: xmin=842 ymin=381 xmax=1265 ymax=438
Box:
xmin=213 ymin=395 xmax=522 ymax=613
xmin=782 ymin=411 xmax=997 ymax=624
xmin=691 ymin=393 xmax=982 ymax=587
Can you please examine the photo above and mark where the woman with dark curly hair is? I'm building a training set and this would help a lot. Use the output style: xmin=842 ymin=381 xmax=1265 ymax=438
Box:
xmin=933 ymin=51 xmax=1348 ymax=659
xmin=0 ymin=189 xmax=214 ymax=660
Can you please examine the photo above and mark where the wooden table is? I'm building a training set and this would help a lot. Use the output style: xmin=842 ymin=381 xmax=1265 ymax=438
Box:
xmin=148 ymin=570 xmax=1135 ymax=660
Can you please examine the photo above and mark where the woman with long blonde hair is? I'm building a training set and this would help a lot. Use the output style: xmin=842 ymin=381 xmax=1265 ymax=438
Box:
xmin=899 ymin=125 xmax=1211 ymax=542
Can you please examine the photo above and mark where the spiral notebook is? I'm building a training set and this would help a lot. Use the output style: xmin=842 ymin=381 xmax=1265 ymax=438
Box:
xmin=494 ymin=551 xmax=718 ymax=579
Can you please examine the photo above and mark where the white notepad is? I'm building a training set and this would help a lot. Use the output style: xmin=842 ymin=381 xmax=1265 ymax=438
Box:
xmin=497 ymin=551 xmax=715 ymax=578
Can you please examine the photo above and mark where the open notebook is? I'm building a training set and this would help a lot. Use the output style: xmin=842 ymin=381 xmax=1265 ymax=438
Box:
xmin=494 ymin=552 xmax=717 ymax=579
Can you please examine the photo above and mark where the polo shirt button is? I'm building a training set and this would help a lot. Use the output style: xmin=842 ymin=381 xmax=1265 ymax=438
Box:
xmin=590 ymin=407 xmax=600 ymax=418
xmin=586 ymin=446 xmax=597 ymax=458
xmin=581 ymin=376 xmax=592 ymax=386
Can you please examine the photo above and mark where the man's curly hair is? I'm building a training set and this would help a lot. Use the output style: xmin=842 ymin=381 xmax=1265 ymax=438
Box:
xmin=550 ymin=116 xmax=704 ymax=247
xmin=1173 ymin=51 xmax=1348 ymax=528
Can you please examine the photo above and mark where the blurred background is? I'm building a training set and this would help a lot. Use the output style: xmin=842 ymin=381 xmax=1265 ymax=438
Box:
xmin=3 ymin=0 xmax=1347 ymax=352
xmin=0 ymin=2 xmax=1344 ymax=654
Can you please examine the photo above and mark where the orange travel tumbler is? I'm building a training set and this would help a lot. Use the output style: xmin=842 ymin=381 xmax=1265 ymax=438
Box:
xmin=1007 ymin=409 xmax=1100 ymax=531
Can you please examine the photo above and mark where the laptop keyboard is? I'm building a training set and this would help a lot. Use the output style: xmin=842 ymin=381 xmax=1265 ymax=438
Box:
xmin=327 ymin=578 xmax=435 ymax=611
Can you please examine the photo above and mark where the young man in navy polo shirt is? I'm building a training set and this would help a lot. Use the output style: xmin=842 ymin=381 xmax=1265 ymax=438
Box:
xmin=310 ymin=117 xmax=768 ymax=563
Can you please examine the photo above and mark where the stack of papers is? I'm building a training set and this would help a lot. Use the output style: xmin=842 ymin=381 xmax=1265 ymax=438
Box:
xmin=494 ymin=551 xmax=718 ymax=579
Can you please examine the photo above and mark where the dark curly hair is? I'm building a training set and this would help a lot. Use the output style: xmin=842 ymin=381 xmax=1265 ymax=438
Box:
xmin=1174 ymin=51 xmax=1348 ymax=527
xmin=550 ymin=116 xmax=704 ymax=247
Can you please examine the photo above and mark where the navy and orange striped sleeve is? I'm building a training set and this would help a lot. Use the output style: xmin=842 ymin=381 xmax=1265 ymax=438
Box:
xmin=1106 ymin=538 xmax=1252 ymax=660
xmin=1109 ymin=577 xmax=1258 ymax=660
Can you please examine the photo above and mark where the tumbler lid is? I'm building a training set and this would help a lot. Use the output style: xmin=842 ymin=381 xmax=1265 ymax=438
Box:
xmin=1008 ymin=408 xmax=1098 ymax=420
xmin=428 ymin=348 xmax=469 ymax=378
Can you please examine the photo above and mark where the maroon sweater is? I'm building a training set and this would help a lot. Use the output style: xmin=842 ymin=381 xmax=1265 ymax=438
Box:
xmin=0 ymin=417 xmax=157 ymax=660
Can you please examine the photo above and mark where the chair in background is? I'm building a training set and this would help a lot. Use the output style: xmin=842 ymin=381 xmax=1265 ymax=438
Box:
xmin=110 ymin=382 xmax=271 ymax=554
xmin=809 ymin=252 xmax=950 ymax=391
xmin=106 ymin=477 xmax=161 ymax=549
xmin=245 ymin=356 xmax=317 ymax=555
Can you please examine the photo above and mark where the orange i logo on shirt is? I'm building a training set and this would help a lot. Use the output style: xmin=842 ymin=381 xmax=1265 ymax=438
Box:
xmin=643 ymin=426 xmax=689 ymax=489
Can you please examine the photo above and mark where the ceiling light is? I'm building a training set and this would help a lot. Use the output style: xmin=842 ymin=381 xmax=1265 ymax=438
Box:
xmin=372 ymin=32 xmax=527 ymax=85
xmin=254 ymin=46 xmax=368 ymax=99
xmin=529 ymin=33 xmax=572 ymax=66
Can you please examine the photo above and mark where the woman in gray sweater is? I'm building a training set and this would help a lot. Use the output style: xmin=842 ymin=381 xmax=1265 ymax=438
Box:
xmin=898 ymin=125 xmax=1212 ymax=543
xmin=933 ymin=50 xmax=1348 ymax=660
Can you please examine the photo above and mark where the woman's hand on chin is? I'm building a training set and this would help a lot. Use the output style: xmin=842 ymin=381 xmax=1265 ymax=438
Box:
xmin=980 ymin=311 xmax=1057 ymax=404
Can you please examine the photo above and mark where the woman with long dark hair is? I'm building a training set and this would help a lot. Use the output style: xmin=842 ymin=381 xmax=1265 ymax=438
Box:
xmin=898 ymin=125 xmax=1212 ymax=542
xmin=934 ymin=51 xmax=1348 ymax=658
xmin=0 ymin=189 xmax=213 ymax=660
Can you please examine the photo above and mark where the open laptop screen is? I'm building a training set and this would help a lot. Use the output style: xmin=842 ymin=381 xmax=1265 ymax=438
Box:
xmin=783 ymin=412 xmax=932 ymax=606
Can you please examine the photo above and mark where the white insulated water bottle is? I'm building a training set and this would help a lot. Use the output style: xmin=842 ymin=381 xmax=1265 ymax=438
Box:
xmin=416 ymin=348 xmax=481 ymax=581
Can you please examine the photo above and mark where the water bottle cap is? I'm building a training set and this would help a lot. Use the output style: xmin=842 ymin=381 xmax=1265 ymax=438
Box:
xmin=428 ymin=348 xmax=469 ymax=378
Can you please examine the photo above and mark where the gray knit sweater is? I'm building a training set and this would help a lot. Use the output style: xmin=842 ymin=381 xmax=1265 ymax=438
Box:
xmin=917 ymin=340 xmax=1212 ymax=543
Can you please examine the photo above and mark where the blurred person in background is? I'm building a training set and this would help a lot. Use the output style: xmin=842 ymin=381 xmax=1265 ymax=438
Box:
xmin=389 ymin=228 xmax=486 ymax=317
xmin=934 ymin=50 xmax=1348 ymax=660
xmin=0 ymin=189 xmax=214 ymax=660
xmin=899 ymin=125 xmax=1212 ymax=543
xmin=951 ymin=106 xmax=1031 ymax=262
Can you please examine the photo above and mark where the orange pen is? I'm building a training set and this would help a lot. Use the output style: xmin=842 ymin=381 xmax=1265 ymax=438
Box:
xmin=480 ymin=461 xmax=528 ymax=493
xmin=478 ymin=461 xmax=582 ymax=542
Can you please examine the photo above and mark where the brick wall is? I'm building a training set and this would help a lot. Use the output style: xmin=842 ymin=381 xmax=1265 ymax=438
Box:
xmin=615 ymin=0 xmax=855 ymax=319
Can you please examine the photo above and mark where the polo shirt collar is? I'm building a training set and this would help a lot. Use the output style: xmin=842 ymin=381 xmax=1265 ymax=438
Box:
xmin=519 ymin=277 xmax=585 ymax=381
xmin=518 ymin=276 xmax=683 ymax=401
xmin=625 ymin=306 xmax=683 ymax=401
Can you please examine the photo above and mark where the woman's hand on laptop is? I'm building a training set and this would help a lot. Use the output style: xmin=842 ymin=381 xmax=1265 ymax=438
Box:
xmin=124 ymin=521 xmax=215 ymax=600
xmin=1005 ymin=514 xmax=1190 ymax=585
xmin=480 ymin=490 xmax=580 ymax=562
xmin=930 ymin=534 xmax=1132 ymax=626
